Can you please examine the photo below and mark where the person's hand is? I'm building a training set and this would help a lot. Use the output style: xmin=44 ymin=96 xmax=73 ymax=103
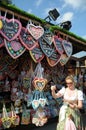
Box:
xmin=74 ymin=103 xmax=78 ymax=108
xmin=69 ymin=103 xmax=74 ymax=108
xmin=51 ymin=85 xmax=56 ymax=91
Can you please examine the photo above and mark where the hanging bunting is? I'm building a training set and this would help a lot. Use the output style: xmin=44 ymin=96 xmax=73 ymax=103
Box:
xmin=19 ymin=27 xmax=38 ymax=50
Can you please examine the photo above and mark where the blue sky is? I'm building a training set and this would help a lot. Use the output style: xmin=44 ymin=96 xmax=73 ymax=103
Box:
xmin=12 ymin=0 xmax=86 ymax=40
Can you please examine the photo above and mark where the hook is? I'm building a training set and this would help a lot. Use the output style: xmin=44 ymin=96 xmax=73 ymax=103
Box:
xmin=12 ymin=13 xmax=14 ymax=23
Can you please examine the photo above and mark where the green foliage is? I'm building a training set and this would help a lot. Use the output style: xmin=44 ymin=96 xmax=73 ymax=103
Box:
xmin=0 ymin=0 xmax=12 ymax=4
xmin=50 ymin=25 xmax=86 ymax=43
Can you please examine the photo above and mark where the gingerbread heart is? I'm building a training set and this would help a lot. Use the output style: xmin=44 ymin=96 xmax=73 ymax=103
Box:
xmin=27 ymin=23 xmax=44 ymax=40
xmin=19 ymin=27 xmax=38 ymax=50
xmin=60 ymin=53 xmax=69 ymax=66
xmin=29 ymin=45 xmax=44 ymax=63
xmin=32 ymin=98 xmax=39 ymax=109
xmin=2 ymin=118 xmax=11 ymax=129
xmin=11 ymin=115 xmax=20 ymax=126
xmin=62 ymin=40 xmax=73 ymax=57
xmin=0 ymin=34 xmax=4 ymax=48
xmin=4 ymin=38 xmax=26 ymax=59
xmin=0 ymin=16 xmax=22 ymax=41
xmin=47 ymin=48 xmax=61 ymax=67
xmin=33 ymin=77 xmax=47 ymax=91
xmin=53 ymin=36 xmax=64 ymax=55
xmin=43 ymin=29 xmax=53 ymax=45
xmin=39 ymin=36 xmax=54 ymax=57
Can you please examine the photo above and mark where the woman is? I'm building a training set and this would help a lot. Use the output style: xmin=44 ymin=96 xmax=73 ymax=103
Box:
xmin=51 ymin=75 xmax=84 ymax=130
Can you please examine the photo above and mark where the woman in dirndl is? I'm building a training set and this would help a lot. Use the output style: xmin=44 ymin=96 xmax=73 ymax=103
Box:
xmin=51 ymin=75 xmax=84 ymax=130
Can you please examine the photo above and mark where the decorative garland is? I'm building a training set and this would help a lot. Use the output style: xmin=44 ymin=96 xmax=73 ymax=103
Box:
xmin=0 ymin=15 xmax=73 ymax=66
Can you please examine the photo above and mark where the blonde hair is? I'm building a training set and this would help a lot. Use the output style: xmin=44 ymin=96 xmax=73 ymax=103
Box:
xmin=65 ymin=75 xmax=75 ymax=83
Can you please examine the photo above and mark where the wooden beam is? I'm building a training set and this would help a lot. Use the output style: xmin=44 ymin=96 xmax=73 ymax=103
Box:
xmin=71 ymin=56 xmax=86 ymax=61
xmin=54 ymin=30 xmax=86 ymax=46
xmin=0 ymin=7 xmax=41 ymax=25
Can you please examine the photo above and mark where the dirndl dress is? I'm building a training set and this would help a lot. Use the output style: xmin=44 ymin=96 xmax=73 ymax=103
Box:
xmin=57 ymin=103 xmax=81 ymax=130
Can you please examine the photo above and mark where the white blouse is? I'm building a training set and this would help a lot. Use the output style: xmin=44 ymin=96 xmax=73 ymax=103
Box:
xmin=59 ymin=87 xmax=84 ymax=101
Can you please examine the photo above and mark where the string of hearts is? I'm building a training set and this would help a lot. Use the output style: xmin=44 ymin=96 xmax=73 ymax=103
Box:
xmin=0 ymin=16 xmax=73 ymax=67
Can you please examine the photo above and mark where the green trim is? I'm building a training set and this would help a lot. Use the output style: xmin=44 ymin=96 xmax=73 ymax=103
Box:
xmin=50 ymin=26 xmax=86 ymax=43
xmin=0 ymin=3 xmax=46 ymax=24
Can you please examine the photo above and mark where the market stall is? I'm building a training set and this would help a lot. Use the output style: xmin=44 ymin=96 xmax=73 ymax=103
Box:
xmin=0 ymin=2 xmax=86 ymax=129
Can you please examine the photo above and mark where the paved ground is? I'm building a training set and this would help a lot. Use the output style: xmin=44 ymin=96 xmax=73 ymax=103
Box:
xmin=33 ymin=114 xmax=86 ymax=130
xmin=5 ymin=114 xmax=86 ymax=130
xmin=81 ymin=114 xmax=86 ymax=130
xmin=32 ymin=122 xmax=57 ymax=130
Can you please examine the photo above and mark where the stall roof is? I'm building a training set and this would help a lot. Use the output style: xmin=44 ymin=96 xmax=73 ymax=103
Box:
xmin=0 ymin=3 xmax=86 ymax=59
xmin=71 ymin=51 xmax=86 ymax=61
xmin=72 ymin=51 xmax=86 ymax=59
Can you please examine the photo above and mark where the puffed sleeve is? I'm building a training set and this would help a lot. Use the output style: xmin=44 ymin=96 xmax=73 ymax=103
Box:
xmin=59 ymin=87 xmax=65 ymax=96
xmin=78 ymin=90 xmax=84 ymax=100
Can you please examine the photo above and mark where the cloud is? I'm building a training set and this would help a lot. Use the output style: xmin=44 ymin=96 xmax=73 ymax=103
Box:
xmin=27 ymin=9 xmax=32 ymax=14
xmin=63 ymin=0 xmax=86 ymax=10
xmin=35 ymin=0 xmax=43 ymax=7
xmin=62 ymin=12 xmax=73 ymax=21
xmin=58 ymin=12 xmax=74 ymax=23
